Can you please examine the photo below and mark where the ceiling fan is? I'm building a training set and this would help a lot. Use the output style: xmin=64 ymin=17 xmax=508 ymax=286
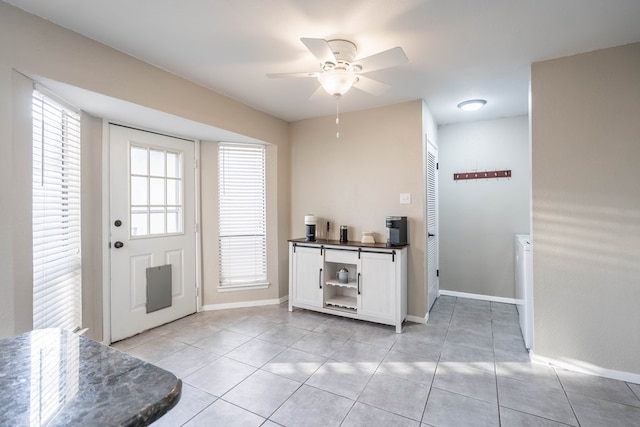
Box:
xmin=267 ymin=38 xmax=409 ymax=98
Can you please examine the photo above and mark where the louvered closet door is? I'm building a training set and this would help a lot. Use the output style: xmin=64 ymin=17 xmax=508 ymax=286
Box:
xmin=426 ymin=140 xmax=439 ymax=311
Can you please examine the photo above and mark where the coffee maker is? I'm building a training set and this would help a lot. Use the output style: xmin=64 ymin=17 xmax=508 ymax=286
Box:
xmin=385 ymin=216 xmax=407 ymax=247
xmin=305 ymin=215 xmax=317 ymax=241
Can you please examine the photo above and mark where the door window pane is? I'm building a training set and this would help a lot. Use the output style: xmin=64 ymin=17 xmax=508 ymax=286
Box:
xmin=131 ymin=146 xmax=147 ymax=175
xmin=150 ymin=149 xmax=165 ymax=176
xmin=167 ymin=208 xmax=181 ymax=234
xmin=167 ymin=152 xmax=180 ymax=178
xmin=131 ymin=208 xmax=148 ymax=236
xmin=166 ymin=179 xmax=180 ymax=205
xmin=150 ymin=177 xmax=165 ymax=205
xmin=150 ymin=209 xmax=165 ymax=235
xmin=131 ymin=176 xmax=148 ymax=205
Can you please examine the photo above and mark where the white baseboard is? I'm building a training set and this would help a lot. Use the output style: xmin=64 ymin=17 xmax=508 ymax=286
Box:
xmin=439 ymin=290 xmax=518 ymax=305
xmin=406 ymin=313 xmax=428 ymax=324
xmin=202 ymin=295 xmax=288 ymax=311
xmin=530 ymin=351 xmax=640 ymax=384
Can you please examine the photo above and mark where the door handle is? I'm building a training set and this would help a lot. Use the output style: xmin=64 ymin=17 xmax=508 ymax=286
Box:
xmin=114 ymin=241 xmax=124 ymax=249
xmin=357 ymin=272 xmax=361 ymax=295
xmin=428 ymin=233 xmax=435 ymax=237
xmin=319 ymin=268 xmax=323 ymax=289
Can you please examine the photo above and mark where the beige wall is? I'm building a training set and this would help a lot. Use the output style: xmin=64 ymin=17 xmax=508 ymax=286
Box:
xmin=0 ymin=2 xmax=289 ymax=340
xmin=439 ymin=116 xmax=530 ymax=298
xmin=289 ymin=100 xmax=434 ymax=319
xmin=531 ymin=42 xmax=640 ymax=374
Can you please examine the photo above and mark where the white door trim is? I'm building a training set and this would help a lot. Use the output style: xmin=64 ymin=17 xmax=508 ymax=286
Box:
xmin=101 ymin=119 xmax=111 ymax=344
xmin=193 ymin=137 xmax=202 ymax=313
xmin=101 ymin=120 xmax=202 ymax=344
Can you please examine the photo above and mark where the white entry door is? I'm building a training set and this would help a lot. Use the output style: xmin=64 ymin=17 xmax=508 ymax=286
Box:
xmin=109 ymin=124 xmax=197 ymax=342
xmin=426 ymin=139 xmax=439 ymax=311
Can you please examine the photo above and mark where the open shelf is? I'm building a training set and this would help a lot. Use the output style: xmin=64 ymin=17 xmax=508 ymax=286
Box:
xmin=325 ymin=279 xmax=357 ymax=289
xmin=325 ymin=305 xmax=357 ymax=314
xmin=325 ymin=295 xmax=357 ymax=310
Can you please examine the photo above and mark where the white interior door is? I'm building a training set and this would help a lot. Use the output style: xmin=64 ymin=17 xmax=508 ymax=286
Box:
xmin=109 ymin=124 xmax=196 ymax=342
xmin=426 ymin=140 xmax=439 ymax=311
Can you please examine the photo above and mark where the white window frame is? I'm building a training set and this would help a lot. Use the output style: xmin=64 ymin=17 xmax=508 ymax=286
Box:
xmin=32 ymin=89 xmax=82 ymax=331
xmin=217 ymin=142 xmax=268 ymax=291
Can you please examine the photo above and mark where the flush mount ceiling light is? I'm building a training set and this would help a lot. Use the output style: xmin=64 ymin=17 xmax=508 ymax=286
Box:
xmin=458 ymin=99 xmax=487 ymax=111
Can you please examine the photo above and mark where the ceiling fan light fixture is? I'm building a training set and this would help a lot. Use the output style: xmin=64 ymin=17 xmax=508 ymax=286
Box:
xmin=318 ymin=68 xmax=357 ymax=96
xmin=457 ymin=99 xmax=487 ymax=111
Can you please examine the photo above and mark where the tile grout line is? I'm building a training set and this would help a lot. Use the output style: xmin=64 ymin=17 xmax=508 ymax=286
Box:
xmin=553 ymin=366 xmax=582 ymax=427
xmin=420 ymin=296 xmax=455 ymax=423
xmin=625 ymin=381 xmax=640 ymax=402
xmin=491 ymin=302 xmax=503 ymax=427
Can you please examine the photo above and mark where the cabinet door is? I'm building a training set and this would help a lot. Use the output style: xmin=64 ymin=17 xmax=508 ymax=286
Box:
xmin=358 ymin=252 xmax=395 ymax=321
xmin=292 ymin=246 xmax=324 ymax=308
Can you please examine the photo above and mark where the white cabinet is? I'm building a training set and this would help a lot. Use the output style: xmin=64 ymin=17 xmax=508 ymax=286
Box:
xmin=358 ymin=251 xmax=396 ymax=322
xmin=289 ymin=245 xmax=324 ymax=308
xmin=289 ymin=240 xmax=407 ymax=332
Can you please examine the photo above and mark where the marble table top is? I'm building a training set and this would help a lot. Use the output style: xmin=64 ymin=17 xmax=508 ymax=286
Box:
xmin=0 ymin=328 xmax=181 ymax=426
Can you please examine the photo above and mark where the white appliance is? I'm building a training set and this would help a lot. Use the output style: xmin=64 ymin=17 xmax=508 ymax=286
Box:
xmin=515 ymin=234 xmax=533 ymax=349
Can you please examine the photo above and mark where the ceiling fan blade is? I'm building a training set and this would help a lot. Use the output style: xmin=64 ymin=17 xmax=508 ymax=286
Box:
xmin=353 ymin=75 xmax=390 ymax=96
xmin=301 ymin=38 xmax=337 ymax=65
xmin=267 ymin=72 xmax=319 ymax=78
xmin=309 ymin=85 xmax=326 ymax=100
xmin=353 ymin=47 xmax=408 ymax=73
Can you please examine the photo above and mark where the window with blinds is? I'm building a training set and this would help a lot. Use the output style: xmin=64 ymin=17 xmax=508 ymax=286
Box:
xmin=218 ymin=143 xmax=267 ymax=287
xmin=32 ymin=90 xmax=82 ymax=331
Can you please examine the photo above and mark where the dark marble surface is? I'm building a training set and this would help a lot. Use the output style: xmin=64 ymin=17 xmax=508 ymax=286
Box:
xmin=0 ymin=328 xmax=181 ymax=426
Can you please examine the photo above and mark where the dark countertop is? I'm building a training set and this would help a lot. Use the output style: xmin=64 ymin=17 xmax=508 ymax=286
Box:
xmin=0 ymin=328 xmax=181 ymax=426
xmin=288 ymin=237 xmax=409 ymax=250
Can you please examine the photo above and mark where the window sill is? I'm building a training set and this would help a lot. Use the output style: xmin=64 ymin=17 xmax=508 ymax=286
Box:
xmin=217 ymin=282 xmax=271 ymax=293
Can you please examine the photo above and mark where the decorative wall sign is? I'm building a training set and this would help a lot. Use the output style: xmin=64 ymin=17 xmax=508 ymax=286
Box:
xmin=454 ymin=169 xmax=511 ymax=181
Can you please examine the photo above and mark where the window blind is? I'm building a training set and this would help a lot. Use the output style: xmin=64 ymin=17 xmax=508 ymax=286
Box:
xmin=218 ymin=143 xmax=267 ymax=286
xmin=32 ymin=90 xmax=82 ymax=331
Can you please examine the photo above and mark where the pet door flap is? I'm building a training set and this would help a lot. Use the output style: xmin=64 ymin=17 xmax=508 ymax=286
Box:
xmin=146 ymin=264 xmax=172 ymax=313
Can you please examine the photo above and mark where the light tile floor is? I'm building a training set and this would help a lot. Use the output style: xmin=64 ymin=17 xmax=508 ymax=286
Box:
xmin=111 ymin=296 xmax=640 ymax=426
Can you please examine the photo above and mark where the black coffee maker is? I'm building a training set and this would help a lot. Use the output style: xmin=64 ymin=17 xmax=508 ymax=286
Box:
xmin=385 ymin=216 xmax=407 ymax=247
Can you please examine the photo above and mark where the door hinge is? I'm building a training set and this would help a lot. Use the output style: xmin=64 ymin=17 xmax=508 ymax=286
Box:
xmin=436 ymin=269 xmax=440 ymax=277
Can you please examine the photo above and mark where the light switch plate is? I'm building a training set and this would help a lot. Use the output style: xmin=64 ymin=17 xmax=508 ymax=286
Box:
xmin=400 ymin=193 xmax=411 ymax=204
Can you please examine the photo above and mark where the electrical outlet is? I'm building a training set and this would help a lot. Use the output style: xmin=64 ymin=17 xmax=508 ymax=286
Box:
xmin=400 ymin=193 xmax=411 ymax=204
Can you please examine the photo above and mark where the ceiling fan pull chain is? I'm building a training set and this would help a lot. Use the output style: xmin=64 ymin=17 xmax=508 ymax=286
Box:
xmin=335 ymin=94 xmax=340 ymax=139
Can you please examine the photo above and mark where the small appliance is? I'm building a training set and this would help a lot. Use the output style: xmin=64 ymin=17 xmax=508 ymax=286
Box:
xmin=305 ymin=215 xmax=317 ymax=241
xmin=385 ymin=216 xmax=407 ymax=247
